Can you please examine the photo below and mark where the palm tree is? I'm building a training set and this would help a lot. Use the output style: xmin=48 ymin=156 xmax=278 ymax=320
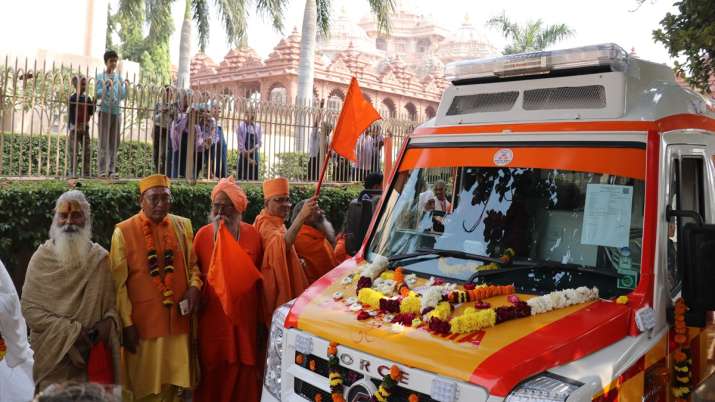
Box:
xmin=487 ymin=13 xmax=574 ymax=55
xmin=293 ymin=0 xmax=394 ymax=149
xmin=118 ymin=0 xmax=287 ymax=89
xmin=295 ymin=0 xmax=395 ymax=106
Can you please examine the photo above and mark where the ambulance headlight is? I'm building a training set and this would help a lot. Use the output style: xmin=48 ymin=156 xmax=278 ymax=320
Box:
xmin=505 ymin=373 xmax=582 ymax=402
xmin=264 ymin=301 xmax=293 ymax=401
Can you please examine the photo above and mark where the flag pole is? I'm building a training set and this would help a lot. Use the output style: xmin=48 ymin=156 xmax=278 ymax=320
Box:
xmin=313 ymin=149 xmax=332 ymax=197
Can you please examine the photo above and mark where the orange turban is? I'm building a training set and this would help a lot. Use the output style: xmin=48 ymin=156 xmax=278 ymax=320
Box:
xmin=211 ymin=176 xmax=248 ymax=213
xmin=139 ymin=174 xmax=170 ymax=194
xmin=263 ymin=177 xmax=289 ymax=200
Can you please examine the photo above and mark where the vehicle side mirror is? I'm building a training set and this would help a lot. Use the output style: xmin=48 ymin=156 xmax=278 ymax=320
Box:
xmin=681 ymin=222 xmax=715 ymax=327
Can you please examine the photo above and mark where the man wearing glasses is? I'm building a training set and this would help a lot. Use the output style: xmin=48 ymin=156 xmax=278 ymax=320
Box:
xmin=109 ymin=174 xmax=202 ymax=402
xmin=254 ymin=177 xmax=317 ymax=325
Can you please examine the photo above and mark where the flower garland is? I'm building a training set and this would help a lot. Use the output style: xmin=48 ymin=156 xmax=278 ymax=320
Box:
xmin=141 ymin=217 xmax=178 ymax=307
xmin=327 ymin=342 xmax=345 ymax=402
xmin=373 ymin=365 xmax=402 ymax=402
xmin=326 ymin=342 xmax=403 ymax=402
xmin=671 ymin=298 xmax=692 ymax=401
xmin=349 ymin=266 xmax=600 ymax=337
xmin=0 ymin=332 xmax=6 ymax=361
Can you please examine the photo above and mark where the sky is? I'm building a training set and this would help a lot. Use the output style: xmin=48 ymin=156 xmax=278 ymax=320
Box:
xmin=0 ymin=0 xmax=678 ymax=68
xmin=159 ymin=0 xmax=678 ymax=66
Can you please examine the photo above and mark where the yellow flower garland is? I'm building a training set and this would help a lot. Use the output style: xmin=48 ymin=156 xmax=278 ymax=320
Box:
xmin=399 ymin=293 xmax=421 ymax=314
xmin=358 ymin=288 xmax=385 ymax=309
xmin=449 ymin=307 xmax=497 ymax=334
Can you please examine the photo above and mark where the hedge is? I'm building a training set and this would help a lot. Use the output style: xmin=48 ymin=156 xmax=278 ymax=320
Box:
xmin=1 ymin=132 xmax=275 ymax=180
xmin=0 ymin=179 xmax=360 ymax=292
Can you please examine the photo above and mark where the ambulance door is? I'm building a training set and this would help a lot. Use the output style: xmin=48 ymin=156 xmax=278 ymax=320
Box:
xmin=664 ymin=145 xmax=707 ymax=300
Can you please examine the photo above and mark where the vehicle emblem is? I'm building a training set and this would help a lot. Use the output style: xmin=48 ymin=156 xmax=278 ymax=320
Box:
xmin=493 ymin=148 xmax=514 ymax=166
xmin=340 ymin=353 xmax=354 ymax=366
xmin=346 ymin=380 xmax=377 ymax=402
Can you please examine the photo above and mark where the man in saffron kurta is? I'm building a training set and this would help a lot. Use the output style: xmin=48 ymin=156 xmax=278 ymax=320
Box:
xmin=291 ymin=199 xmax=338 ymax=283
xmin=109 ymin=174 xmax=202 ymax=402
xmin=194 ymin=177 xmax=264 ymax=402
xmin=254 ymin=177 xmax=316 ymax=323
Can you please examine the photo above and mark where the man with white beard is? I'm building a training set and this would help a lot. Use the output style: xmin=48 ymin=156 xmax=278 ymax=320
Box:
xmin=292 ymin=198 xmax=338 ymax=283
xmin=21 ymin=190 xmax=120 ymax=393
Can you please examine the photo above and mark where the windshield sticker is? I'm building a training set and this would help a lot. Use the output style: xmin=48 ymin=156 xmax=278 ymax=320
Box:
xmin=581 ymin=184 xmax=633 ymax=248
xmin=493 ymin=148 xmax=514 ymax=166
xmin=617 ymin=270 xmax=638 ymax=290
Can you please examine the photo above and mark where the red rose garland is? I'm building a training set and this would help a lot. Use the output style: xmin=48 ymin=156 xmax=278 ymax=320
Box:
xmin=141 ymin=217 xmax=178 ymax=307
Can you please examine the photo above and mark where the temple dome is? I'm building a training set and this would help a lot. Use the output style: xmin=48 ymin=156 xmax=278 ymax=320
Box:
xmin=437 ymin=14 xmax=498 ymax=64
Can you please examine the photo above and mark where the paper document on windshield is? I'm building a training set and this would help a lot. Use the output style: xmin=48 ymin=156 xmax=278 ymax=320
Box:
xmin=581 ymin=184 xmax=633 ymax=248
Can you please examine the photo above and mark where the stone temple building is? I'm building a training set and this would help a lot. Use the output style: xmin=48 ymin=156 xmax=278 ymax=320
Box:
xmin=189 ymin=3 xmax=498 ymax=120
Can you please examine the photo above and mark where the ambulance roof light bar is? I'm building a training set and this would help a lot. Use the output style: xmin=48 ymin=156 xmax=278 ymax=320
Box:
xmin=445 ymin=43 xmax=629 ymax=83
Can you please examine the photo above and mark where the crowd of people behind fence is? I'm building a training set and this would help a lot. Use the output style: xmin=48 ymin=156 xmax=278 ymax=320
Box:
xmin=0 ymin=170 xmax=385 ymax=402
xmin=63 ymin=50 xmax=390 ymax=182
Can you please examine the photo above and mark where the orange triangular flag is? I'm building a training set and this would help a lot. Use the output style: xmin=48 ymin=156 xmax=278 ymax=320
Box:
xmin=330 ymin=77 xmax=382 ymax=161
xmin=207 ymin=221 xmax=261 ymax=323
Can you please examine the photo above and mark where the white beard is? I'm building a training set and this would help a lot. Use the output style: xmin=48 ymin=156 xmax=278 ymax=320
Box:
xmin=316 ymin=217 xmax=335 ymax=241
xmin=49 ymin=223 xmax=92 ymax=269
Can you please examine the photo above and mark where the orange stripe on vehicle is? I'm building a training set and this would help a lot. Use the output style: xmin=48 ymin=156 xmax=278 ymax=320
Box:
xmin=398 ymin=147 xmax=646 ymax=180
xmin=592 ymin=385 xmax=619 ymax=402
xmin=619 ymin=372 xmax=644 ymax=402
xmin=411 ymin=114 xmax=715 ymax=136
xmin=620 ymin=357 xmax=645 ymax=383
xmin=284 ymin=259 xmax=360 ymax=329
xmin=645 ymin=333 xmax=667 ymax=368
xmin=471 ymin=300 xmax=630 ymax=396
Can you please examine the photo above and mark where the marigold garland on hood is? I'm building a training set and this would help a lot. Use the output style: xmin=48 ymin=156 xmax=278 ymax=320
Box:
xmin=348 ymin=258 xmax=601 ymax=338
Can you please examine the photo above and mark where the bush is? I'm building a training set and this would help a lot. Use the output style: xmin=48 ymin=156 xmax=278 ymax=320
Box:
xmin=0 ymin=132 xmax=155 ymax=177
xmin=0 ymin=180 xmax=360 ymax=292
xmin=269 ymin=152 xmax=310 ymax=181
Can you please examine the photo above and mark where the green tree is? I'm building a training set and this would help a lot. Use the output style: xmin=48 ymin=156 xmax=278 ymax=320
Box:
xmin=113 ymin=0 xmax=173 ymax=84
xmin=652 ymin=0 xmax=715 ymax=93
xmin=293 ymin=0 xmax=394 ymax=149
xmin=174 ymin=0 xmax=288 ymax=88
xmin=487 ymin=13 xmax=574 ymax=55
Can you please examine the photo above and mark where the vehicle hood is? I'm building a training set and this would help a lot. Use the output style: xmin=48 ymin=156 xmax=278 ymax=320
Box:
xmin=285 ymin=260 xmax=631 ymax=396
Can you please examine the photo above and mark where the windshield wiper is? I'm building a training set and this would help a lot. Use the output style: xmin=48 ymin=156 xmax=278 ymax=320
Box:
xmin=468 ymin=258 xmax=621 ymax=282
xmin=389 ymin=248 xmax=503 ymax=266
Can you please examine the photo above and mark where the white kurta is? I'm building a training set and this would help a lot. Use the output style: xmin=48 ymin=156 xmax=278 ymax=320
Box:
xmin=0 ymin=259 xmax=35 ymax=402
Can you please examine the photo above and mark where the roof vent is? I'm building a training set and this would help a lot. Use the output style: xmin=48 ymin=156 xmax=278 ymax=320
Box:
xmin=446 ymin=91 xmax=519 ymax=115
xmin=523 ymin=85 xmax=607 ymax=110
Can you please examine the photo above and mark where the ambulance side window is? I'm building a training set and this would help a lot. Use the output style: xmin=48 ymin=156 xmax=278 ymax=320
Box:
xmin=668 ymin=156 xmax=705 ymax=296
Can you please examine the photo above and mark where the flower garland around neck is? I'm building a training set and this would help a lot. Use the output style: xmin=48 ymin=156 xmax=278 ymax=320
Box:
xmin=141 ymin=216 xmax=178 ymax=307
xmin=671 ymin=298 xmax=692 ymax=401
xmin=0 ymin=332 xmax=6 ymax=361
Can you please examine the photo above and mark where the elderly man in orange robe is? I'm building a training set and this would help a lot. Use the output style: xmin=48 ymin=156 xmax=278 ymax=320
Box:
xmin=193 ymin=177 xmax=264 ymax=402
xmin=254 ymin=177 xmax=316 ymax=322
xmin=110 ymin=174 xmax=202 ymax=402
xmin=291 ymin=199 xmax=338 ymax=283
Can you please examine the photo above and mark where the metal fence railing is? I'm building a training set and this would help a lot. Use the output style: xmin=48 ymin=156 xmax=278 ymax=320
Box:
xmin=0 ymin=57 xmax=424 ymax=183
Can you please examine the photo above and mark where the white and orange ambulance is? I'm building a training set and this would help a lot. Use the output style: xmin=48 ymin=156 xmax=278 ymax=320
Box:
xmin=261 ymin=44 xmax=715 ymax=402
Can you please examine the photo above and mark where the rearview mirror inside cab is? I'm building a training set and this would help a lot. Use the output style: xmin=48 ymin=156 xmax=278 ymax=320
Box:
xmin=681 ymin=223 xmax=715 ymax=327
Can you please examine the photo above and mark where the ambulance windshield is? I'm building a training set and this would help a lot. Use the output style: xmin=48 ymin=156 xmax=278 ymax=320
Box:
xmin=366 ymin=146 xmax=646 ymax=298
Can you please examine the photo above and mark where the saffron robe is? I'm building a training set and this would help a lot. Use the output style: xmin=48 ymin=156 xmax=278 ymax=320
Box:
xmin=254 ymin=209 xmax=310 ymax=324
xmin=295 ymin=225 xmax=337 ymax=283
xmin=21 ymin=241 xmax=121 ymax=393
xmin=110 ymin=212 xmax=202 ymax=401
xmin=334 ymin=233 xmax=350 ymax=264
xmin=194 ymin=222 xmax=263 ymax=402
